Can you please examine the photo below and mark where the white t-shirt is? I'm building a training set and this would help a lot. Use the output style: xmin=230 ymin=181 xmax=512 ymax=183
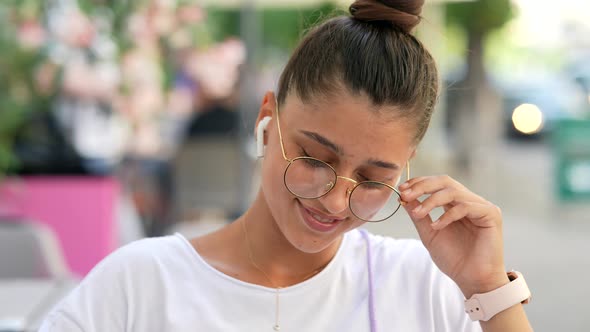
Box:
xmin=40 ymin=229 xmax=481 ymax=332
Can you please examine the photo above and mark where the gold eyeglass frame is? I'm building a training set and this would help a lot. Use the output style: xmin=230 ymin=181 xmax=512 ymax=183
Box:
xmin=272 ymin=99 xmax=411 ymax=222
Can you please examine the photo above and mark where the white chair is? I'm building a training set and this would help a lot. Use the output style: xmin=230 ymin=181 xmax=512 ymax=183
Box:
xmin=0 ymin=220 xmax=75 ymax=331
xmin=0 ymin=220 xmax=69 ymax=279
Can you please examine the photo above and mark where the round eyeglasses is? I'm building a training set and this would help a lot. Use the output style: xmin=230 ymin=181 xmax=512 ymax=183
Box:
xmin=283 ymin=156 xmax=402 ymax=222
xmin=269 ymin=98 xmax=410 ymax=222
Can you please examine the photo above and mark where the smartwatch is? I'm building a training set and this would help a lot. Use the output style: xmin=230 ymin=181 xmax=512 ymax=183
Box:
xmin=464 ymin=271 xmax=531 ymax=321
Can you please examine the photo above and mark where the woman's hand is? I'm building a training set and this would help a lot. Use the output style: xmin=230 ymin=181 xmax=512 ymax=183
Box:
xmin=399 ymin=175 xmax=510 ymax=298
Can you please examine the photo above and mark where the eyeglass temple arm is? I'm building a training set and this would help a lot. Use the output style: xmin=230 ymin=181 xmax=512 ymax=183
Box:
xmin=274 ymin=100 xmax=290 ymax=162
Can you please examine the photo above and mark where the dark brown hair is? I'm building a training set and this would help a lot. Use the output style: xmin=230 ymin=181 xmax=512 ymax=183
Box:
xmin=277 ymin=0 xmax=438 ymax=143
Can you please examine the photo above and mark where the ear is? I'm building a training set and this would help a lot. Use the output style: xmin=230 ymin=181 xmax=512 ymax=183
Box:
xmin=254 ymin=91 xmax=276 ymax=142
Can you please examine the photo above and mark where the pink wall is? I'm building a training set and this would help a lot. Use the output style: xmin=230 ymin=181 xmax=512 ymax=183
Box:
xmin=0 ymin=177 xmax=119 ymax=277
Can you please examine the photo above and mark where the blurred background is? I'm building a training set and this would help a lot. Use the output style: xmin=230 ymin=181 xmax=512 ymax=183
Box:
xmin=0 ymin=0 xmax=589 ymax=331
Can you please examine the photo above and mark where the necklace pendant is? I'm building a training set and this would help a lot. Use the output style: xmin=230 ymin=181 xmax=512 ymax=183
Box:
xmin=273 ymin=324 xmax=280 ymax=331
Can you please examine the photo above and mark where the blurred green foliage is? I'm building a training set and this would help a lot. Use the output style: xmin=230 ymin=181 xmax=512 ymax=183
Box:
xmin=207 ymin=3 xmax=338 ymax=52
xmin=0 ymin=1 xmax=54 ymax=176
xmin=0 ymin=0 xmax=182 ymax=177
xmin=443 ymin=0 xmax=516 ymax=171
xmin=76 ymin=0 xmax=143 ymax=52
xmin=445 ymin=0 xmax=514 ymax=36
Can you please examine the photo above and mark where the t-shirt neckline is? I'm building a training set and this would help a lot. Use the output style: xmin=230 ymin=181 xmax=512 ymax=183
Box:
xmin=174 ymin=230 xmax=352 ymax=294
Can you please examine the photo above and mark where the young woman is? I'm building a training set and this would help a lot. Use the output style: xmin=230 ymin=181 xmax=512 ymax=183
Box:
xmin=40 ymin=0 xmax=533 ymax=331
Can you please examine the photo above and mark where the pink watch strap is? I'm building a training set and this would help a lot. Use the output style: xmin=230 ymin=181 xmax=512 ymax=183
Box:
xmin=464 ymin=271 xmax=531 ymax=321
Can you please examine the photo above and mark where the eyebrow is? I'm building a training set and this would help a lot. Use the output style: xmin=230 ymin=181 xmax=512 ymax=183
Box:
xmin=367 ymin=158 xmax=400 ymax=170
xmin=300 ymin=130 xmax=343 ymax=155
xmin=299 ymin=130 xmax=400 ymax=170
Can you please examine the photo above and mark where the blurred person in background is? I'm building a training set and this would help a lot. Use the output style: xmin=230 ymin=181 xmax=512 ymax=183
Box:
xmin=39 ymin=1 xmax=532 ymax=331
xmin=5 ymin=1 xmax=90 ymax=176
xmin=10 ymin=0 xmax=243 ymax=236
xmin=184 ymin=37 xmax=246 ymax=138
xmin=117 ymin=0 xmax=183 ymax=236
xmin=118 ymin=0 xmax=245 ymax=236
xmin=47 ymin=3 xmax=126 ymax=174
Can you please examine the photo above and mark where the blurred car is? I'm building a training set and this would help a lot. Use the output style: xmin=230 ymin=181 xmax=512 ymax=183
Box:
xmin=495 ymin=75 xmax=588 ymax=139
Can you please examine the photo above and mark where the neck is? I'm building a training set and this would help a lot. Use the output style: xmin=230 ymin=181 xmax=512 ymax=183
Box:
xmin=239 ymin=190 xmax=342 ymax=287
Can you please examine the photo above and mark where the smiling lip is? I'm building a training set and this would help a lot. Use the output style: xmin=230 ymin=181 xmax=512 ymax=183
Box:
xmin=297 ymin=201 xmax=345 ymax=233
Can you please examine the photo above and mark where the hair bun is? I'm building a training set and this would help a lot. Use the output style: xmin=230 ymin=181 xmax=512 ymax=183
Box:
xmin=349 ymin=0 xmax=424 ymax=33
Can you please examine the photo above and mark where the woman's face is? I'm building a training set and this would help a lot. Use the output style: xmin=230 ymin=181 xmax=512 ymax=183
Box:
xmin=259 ymin=91 xmax=417 ymax=254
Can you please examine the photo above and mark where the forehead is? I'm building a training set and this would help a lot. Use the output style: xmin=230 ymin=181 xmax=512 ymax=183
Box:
xmin=281 ymin=93 xmax=416 ymax=161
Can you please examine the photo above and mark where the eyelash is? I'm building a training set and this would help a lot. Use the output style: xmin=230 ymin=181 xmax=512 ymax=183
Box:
xmin=300 ymin=147 xmax=310 ymax=157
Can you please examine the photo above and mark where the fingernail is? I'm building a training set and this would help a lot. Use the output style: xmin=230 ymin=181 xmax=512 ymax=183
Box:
xmin=399 ymin=182 xmax=409 ymax=189
xmin=402 ymin=189 xmax=412 ymax=196
xmin=412 ymin=205 xmax=422 ymax=214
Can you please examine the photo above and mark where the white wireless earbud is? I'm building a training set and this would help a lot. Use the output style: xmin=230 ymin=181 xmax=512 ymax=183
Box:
xmin=256 ymin=116 xmax=272 ymax=158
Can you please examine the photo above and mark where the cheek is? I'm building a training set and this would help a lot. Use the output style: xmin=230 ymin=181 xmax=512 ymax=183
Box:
xmin=261 ymin=151 xmax=291 ymax=216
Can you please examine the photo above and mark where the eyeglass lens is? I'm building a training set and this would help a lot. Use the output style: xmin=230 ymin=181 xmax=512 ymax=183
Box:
xmin=284 ymin=157 xmax=400 ymax=222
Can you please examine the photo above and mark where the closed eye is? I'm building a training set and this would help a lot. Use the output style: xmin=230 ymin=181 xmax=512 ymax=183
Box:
xmin=302 ymin=157 xmax=329 ymax=168
xmin=359 ymin=174 xmax=395 ymax=184
xmin=299 ymin=148 xmax=331 ymax=168
xmin=359 ymin=183 xmax=384 ymax=190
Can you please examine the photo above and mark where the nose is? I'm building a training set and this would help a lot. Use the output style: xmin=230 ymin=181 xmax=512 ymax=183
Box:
xmin=318 ymin=176 xmax=356 ymax=216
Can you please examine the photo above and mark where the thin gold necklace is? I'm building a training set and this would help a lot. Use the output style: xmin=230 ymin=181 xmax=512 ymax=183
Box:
xmin=241 ymin=217 xmax=326 ymax=331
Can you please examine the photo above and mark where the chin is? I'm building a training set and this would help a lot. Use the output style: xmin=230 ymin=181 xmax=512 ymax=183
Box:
xmin=280 ymin=199 xmax=355 ymax=254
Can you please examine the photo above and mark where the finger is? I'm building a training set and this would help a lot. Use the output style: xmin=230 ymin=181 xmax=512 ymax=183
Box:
xmin=399 ymin=176 xmax=428 ymax=190
xmin=430 ymin=203 xmax=470 ymax=230
xmin=401 ymin=175 xmax=485 ymax=205
xmin=411 ymin=188 xmax=458 ymax=219
xmin=400 ymin=175 xmax=457 ymax=202
xmin=402 ymin=197 xmax=435 ymax=244
xmin=431 ymin=202 xmax=500 ymax=230
xmin=398 ymin=177 xmax=425 ymax=206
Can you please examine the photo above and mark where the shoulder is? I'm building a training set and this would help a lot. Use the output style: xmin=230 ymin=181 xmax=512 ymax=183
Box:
xmin=347 ymin=229 xmax=432 ymax=271
xmin=349 ymin=229 xmax=449 ymax=287
xmin=344 ymin=229 xmax=439 ymax=291
xmin=89 ymin=234 xmax=198 ymax=278
xmin=108 ymin=234 xmax=189 ymax=263
xmin=40 ymin=234 xmax=194 ymax=331
xmin=346 ymin=230 xmax=480 ymax=331
xmin=76 ymin=233 xmax=195 ymax=292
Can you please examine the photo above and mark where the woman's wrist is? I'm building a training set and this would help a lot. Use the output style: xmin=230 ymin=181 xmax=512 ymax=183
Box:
xmin=458 ymin=273 xmax=511 ymax=299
